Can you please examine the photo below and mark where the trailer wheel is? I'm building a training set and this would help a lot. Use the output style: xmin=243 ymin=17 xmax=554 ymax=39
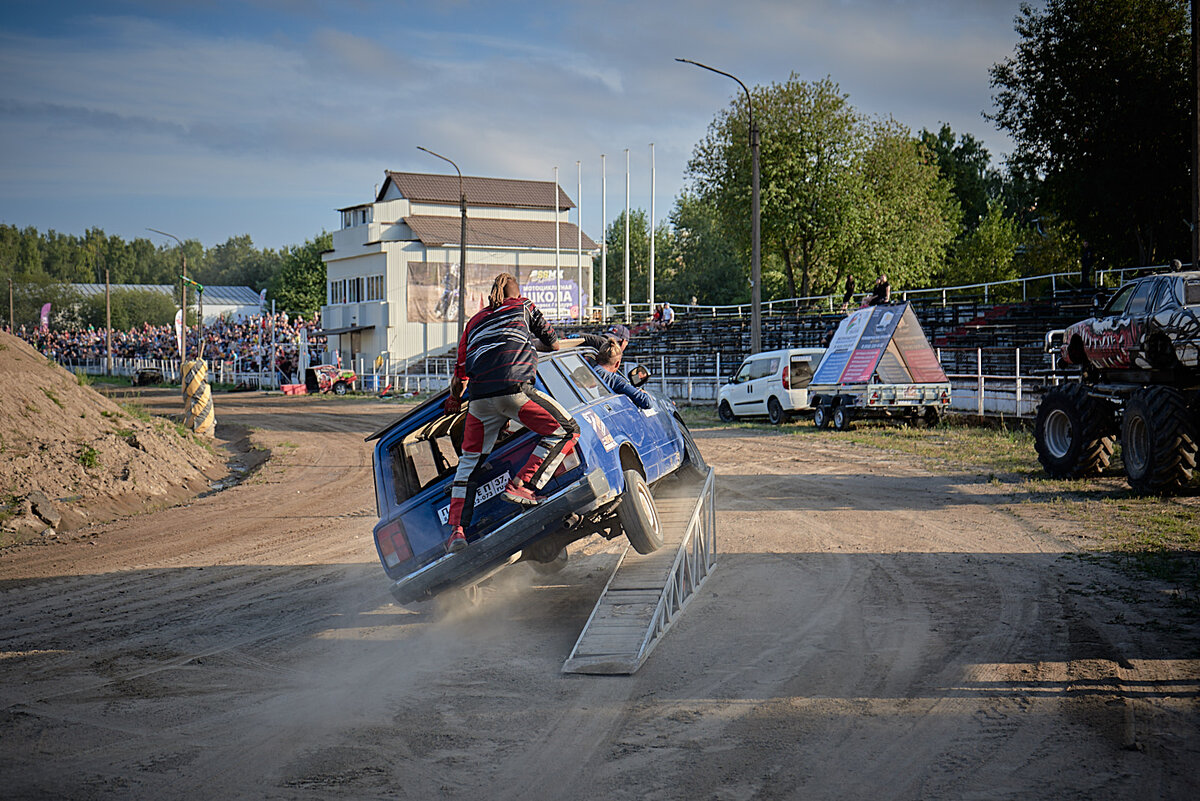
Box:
xmin=832 ymin=405 xmax=853 ymax=431
xmin=922 ymin=405 xmax=942 ymax=428
xmin=1122 ymin=386 xmax=1198 ymax=494
xmin=718 ymin=401 xmax=735 ymax=423
xmin=618 ymin=469 xmax=664 ymax=554
xmin=767 ymin=397 xmax=790 ymax=425
xmin=1034 ymin=384 xmax=1115 ymax=478
xmin=812 ymin=405 xmax=830 ymax=429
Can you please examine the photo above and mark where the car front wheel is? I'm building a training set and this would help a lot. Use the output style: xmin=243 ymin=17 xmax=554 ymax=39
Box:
xmin=618 ymin=469 xmax=664 ymax=554
xmin=717 ymin=401 xmax=735 ymax=422
xmin=332 ymin=381 xmax=348 ymax=396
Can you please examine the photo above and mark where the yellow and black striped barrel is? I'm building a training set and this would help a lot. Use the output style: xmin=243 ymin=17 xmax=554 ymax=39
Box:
xmin=181 ymin=359 xmax=216 ymax=436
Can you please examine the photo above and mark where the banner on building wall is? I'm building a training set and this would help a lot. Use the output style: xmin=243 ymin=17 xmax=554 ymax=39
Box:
xmin=407 ymin=263 xmax=588 ymax=324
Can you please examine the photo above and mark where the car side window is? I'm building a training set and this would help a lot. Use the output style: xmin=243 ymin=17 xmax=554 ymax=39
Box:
xmin=734 ymin=360 xmax=754 ymax=383
xmin=758 ymin=358 xmax=780 ymax=379
xmin=537 ymin=360 xmax=584 ymax=406
xmin=1126 ymin=280 xmax=1158 ymax=315
xmin=1183 ymin=278 xmax=1200 ymax=306
xmin=1151 ymin=278 xmax=1179 ymax=311
xmin=559 ymin=353 xmax=611 ymax=401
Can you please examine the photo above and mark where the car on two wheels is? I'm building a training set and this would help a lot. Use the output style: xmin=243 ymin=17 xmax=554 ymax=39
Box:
xmin=366 ymin=347 xmax=708 ymax=604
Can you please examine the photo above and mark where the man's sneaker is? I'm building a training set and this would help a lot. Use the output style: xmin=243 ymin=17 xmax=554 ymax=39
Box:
xmin=503 ymin=481 xmax=540 ymax=506
xmin=445 ymin=526 xmax=467 ymax=554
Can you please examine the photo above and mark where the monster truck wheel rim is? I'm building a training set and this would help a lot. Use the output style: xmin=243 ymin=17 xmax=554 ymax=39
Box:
xmin=1124 ymin=413 xmax=1149 ymax=475
xmin=1043 ymin=408 xmax=1074 ymax=460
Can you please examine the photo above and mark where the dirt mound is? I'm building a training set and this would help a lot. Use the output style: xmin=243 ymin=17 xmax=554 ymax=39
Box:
xmin=0 ymin=331 xmax=222 ymax=542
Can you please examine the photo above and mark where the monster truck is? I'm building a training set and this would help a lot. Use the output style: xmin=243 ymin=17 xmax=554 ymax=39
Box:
xmin=1037 ymin=270 xmax=1200 ymax=493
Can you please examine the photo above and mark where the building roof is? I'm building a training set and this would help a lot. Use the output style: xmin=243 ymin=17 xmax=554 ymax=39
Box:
xmin=403 ymin=215 xmax=598 ymax=251
xmin=71 ymin=284 xmax=262 ymax=306
xmin=379 ymin=171 xmax=575 ymax=211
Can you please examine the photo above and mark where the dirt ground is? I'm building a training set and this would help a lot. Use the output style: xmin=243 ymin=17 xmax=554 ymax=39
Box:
xmin=2 ymin=391 xmax=1199 ymax=800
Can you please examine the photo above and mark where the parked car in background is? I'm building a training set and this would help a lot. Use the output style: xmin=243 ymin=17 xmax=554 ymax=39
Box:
xmin=716 ymin=347 xmax=826 ymax=425
xmin=305 ymin=365 xmax=357 ymax=395
xmin=367 ymin=346 xmax=708 ymax=605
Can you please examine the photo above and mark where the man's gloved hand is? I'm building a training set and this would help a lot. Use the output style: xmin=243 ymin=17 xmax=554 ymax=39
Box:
xmin=443 ymin=394 xmax=462 ymax=415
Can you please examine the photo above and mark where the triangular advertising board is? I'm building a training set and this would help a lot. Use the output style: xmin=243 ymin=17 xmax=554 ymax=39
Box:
xmin=811 ymin=303 xmax=947 ymax=385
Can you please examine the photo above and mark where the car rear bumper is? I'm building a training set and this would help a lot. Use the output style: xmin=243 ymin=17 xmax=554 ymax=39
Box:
xmin=388 ymin=467 xmax=615 ymax=605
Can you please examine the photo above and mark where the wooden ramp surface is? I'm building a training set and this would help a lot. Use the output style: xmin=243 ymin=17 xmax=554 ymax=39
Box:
xmin=563 ymin=472 xmax=715 ymax=675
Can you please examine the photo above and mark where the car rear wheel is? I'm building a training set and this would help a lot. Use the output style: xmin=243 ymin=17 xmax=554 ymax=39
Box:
xmin=1122 ymin=386 xmax=1197 ymax=493
xmin=718 ymin=401 xmax=735 ymax=422
xmin=332 ymin=381 xmax=348 ymax=396
xmin=812 ymin=405 xmax=830 ymax=429
xmin=618 ymin=469 xmax=663 ymax=554
xmin=767 ymin=397 xmax=790 ymax=425
xmin=1033 ymin=383 xmax=1116 ymax=478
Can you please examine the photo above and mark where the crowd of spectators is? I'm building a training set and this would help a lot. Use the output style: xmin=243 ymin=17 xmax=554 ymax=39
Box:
xmin=14 ymin=312 xmax=329 ymax=377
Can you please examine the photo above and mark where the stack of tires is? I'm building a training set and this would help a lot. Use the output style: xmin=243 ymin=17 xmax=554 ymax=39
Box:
xmin=1035 ymin=383 xmax=1199 ymax=493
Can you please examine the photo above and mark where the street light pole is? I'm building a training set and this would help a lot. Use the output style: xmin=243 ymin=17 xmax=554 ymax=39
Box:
xmin=676 ymin=58 xmax=761 ymax=353
xmin=417 ymin=146 xmax=468 ymax=339
xmin=148 ymin=227 xmax=189 ymax=362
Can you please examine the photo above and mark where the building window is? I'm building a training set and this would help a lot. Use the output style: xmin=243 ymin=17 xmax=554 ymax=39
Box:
xmin=329 ymin=279 xmax=346 ymax=305
xmin=340 ymin=207 xmax=372 ymax=229
xmin=347 ymin=277 xmax=363 ymax=304
xmin=366 ymin=275 xmax=384 ymax=301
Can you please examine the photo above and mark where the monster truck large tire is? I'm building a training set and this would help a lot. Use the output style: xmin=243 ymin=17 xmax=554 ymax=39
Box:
xmin=1034 ymin=383 xmax=1116 ymax=478
xmin=1121 ymin=386 xmax=1198 ymax=494
xmin=618 ymin=469 xmax=664 ymax=555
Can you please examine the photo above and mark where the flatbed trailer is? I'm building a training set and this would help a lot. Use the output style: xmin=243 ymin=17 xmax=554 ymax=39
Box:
xmin=808 ymin=381 xmax=951 ymax=430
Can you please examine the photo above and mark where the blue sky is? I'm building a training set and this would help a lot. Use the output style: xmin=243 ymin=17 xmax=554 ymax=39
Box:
xmin=0 ymin=0 xmax=1033 ymax=251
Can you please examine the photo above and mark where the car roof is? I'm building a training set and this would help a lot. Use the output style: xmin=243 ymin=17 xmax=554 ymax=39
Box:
xmin=741 ymin=347 xmax=825 ymax=359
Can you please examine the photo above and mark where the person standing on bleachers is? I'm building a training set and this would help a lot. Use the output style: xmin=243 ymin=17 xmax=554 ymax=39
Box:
xmin=840 ymin=275 xmax=856 ymax=312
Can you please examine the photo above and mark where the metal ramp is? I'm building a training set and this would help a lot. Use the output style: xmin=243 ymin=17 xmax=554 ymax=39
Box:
xmin=562 ymin=468 xmax=717 ymax=675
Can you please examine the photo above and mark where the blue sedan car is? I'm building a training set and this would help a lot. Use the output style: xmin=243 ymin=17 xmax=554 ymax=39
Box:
xmin=366 ymin=347 xmax=707 ymax=604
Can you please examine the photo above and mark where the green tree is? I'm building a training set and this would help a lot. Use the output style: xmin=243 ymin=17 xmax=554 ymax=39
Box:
xmin=989 ymin=0 xmax=1191 ymax=266
xmin=595 ymin=210 xmax=668 ymax=309
xmin=664 ymin=191 xmax=747 ymax=305
xmin=841 ymin=119 xmax=959 ymax=291
xmin=79 ymin=289 xmax=177 ymax=330
xmin=268 ymin=233 xmax=331 ymax=317
xmin=944 ymin=201 xmax=1022 ymax=287
xmin=919 ymin=124 xmax=1000 ymax=232
xmin=689 ymin=75 xmax=864 ymax=299
xmin=197 ymin=234 xmax=281 ymax=289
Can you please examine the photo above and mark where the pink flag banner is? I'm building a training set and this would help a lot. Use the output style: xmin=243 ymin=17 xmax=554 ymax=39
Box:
xmin=39 ymin=302 xmax=51 ymax=330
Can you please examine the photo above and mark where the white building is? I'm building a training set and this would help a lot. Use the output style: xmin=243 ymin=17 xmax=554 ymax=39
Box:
xmin=320 ymin=171 xmax=598 ymax=371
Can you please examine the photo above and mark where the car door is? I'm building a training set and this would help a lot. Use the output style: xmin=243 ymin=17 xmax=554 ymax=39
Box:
xmin=744 ymin=357 xmax=779 ymax=415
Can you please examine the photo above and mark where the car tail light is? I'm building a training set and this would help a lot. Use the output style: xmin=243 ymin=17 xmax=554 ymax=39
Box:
xmin=375 ymin=518 xmax=412 ymax=568
xmin=554 ymin=449 xmax=582 ymax=477
xmin=782 ymin=365 xmax=790 ymax=390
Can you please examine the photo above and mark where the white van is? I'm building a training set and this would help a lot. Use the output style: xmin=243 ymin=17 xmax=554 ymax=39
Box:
xmin=716 ymin=347 xmax=826 ymax=425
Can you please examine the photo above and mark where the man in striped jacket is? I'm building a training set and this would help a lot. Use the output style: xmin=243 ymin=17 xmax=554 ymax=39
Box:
xmin=441 ymin=273 xmax=581 ymax=554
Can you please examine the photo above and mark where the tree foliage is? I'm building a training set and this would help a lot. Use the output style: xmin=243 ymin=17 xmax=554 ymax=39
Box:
xmin=989 ymin=0 xmax=1191 ymax=267
xmin=919 ymin=124 xmax=1000 ymax=232
xmin=685 ymin=74 xmax=958 ymax=301
xmin=269 ymin=233 xmax=332 ymax=317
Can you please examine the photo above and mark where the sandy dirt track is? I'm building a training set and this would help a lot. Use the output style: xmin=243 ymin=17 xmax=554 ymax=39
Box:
xmin=2 ymin=393 xmax=1198 ymax=800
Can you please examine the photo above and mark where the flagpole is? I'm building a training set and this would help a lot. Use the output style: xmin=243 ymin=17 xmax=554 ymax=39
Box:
xmin=577 ymin=160 xmax=583 ymax=321
xmin=554 ymin=166 xmax=561 ymax=322
xmin=624 ymin=148 xmax=630 ymax=324
xmin=601 ymin=154 xmax=607 ymax=322
xmin=649 ymin=142 xmax=655 ymax=310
